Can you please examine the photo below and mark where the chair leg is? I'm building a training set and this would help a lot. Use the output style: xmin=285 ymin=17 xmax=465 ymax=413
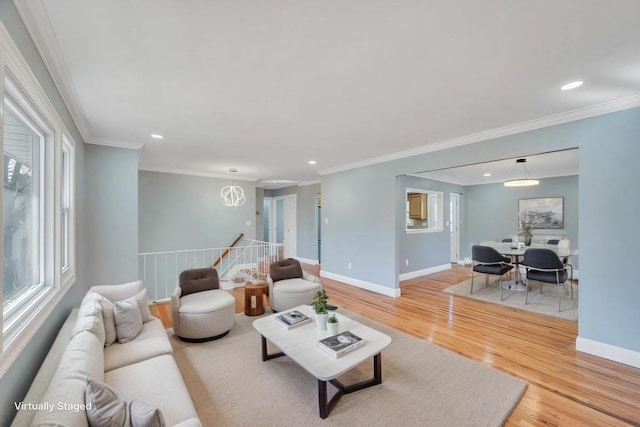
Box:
xmin=500 ymin=275 xmax=503 ymax=301
xmin=470 ymin=270 xmax=475 ymax=294
xmin=525 ymin=279 xmax=529 ymax=305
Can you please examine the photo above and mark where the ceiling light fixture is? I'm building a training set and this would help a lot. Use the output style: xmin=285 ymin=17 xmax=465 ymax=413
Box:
xmin=483 ymin=173 xmax=491 ymax=177
xmin=561 ymin=81 xmax=583 ymax=91
xmin=308 ymin=160 xmax=317 ymax=165
xmin=151 ymin=134 xmax=164 ymax=139
xmin=221 ymin=168 xmax=246 ymax=207
xmin=504 ymin=158 xmax=539 ymax=187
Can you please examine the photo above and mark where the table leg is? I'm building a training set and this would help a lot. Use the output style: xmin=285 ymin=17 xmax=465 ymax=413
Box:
xmin=317 ymin=353 xmax=382 ymax=419
xmin=260 ymin=335 xmax=284 ymax=361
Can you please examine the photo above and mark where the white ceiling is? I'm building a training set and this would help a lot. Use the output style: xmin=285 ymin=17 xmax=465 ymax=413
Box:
xmin=413 ymin=148 xmax=578 ymax=186
xmin=14 ymin=1 xmax=640 ymax=188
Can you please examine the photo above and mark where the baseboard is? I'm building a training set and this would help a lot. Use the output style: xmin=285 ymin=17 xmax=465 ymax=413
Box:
xmin=320 ymin=271 xmax=401 ymax=297
xmin=399 ymin=263 xmax=451 ymax=281
xmin=295 ymin=257 xmax=320 ymax=266
xmin=576 ymin=336 xmax=640 ymax=368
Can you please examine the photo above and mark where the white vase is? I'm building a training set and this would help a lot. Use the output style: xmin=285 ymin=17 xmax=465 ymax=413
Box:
xmin=315 ymin=313 xmax=328 ymax=330
xmin=327 ymin=321 xmax=339 ymax=334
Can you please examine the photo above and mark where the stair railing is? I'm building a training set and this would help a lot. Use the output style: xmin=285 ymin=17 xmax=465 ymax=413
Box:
xmin=138 ymin=239 xmax=283 ymax=302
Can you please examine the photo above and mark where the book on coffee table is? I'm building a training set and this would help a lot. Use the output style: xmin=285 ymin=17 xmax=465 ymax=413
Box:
xmin=317 ymin=331 xmax=365 ymax=358
xmin=274 ymin=310 xmax=311 ymax=329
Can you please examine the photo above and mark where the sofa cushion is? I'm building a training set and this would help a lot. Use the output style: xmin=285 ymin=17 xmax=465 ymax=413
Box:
xmin=105 ymin=354 xmax=199 ymax=426
xmin=114 ymin=299 xmax=143 ymax=343
xmin=91 ymin=279 xmax=145 ymax=302
xmin=273 ymin=277 xmax=322 ymax=293
xmin=178 ymin=289 xmax=236 ymax=314
xmin=31 ymin=331 xmax=104 ymax=427
xmin=86 ymin=378 xmax=166 ymax=427
xmin=104 ymin=318 xmax=173 ymax=372
xmin=72 ymin=313 xmax=106 ymax=347
xmin=73 ymin=293 xmax=106 ymax=346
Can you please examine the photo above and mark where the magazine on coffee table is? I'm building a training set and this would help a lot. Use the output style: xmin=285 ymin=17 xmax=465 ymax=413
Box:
xmin=317 ymin=331 xmax=365 ymax=358
xmin=274 ymin=310 xmax=312 ymax=330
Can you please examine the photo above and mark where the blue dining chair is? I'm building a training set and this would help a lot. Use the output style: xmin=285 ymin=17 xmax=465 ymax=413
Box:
xmin=471 ymin=245 xmax=514 ymax=301
xmin=522 ymin=248 xmax=572 ymax=311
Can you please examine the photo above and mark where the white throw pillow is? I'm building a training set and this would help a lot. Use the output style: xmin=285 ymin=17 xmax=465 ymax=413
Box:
xmin=133 ymin=288 xmax=153 ymax=323
xmin=85 ymin=378 xmax=166 ymax=427
xmin=114 ymin=299 xmax=143 ymax=344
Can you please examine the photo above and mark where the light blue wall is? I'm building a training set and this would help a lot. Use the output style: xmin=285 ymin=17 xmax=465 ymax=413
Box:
xmin=397 ymin=175 xmax=465 ymax=274
xmin=85 ymin=145 xmax=139 ymax=285
xmin=463 ymin=175 xmax=579 ymax=268
xmin=322 ymin=106 xmax=640 ymax=355
xmin=577 ymin=109 xmax=640 ymax=351
xmin=138 ymin=171 xmax=256 ymax=252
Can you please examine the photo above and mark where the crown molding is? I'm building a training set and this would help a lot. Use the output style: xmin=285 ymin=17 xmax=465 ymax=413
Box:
xmin=86 ymin=138 xmax=145 ymax=150
xmin=319 ymin=94 xmax=640 ymax=176
xmin=138 ymin=164 xmax=257 ymax=182
xmin=14 ymin=0 xmax=92 ymax=141
xmin=297 ymin=178 xmax=321 ymax=187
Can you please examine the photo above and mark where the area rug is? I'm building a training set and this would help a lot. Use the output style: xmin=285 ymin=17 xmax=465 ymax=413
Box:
xmin=444 ymin=277 xmax=578 ymax=321
xmin=169 ymin=310 xmax=527 ymax=426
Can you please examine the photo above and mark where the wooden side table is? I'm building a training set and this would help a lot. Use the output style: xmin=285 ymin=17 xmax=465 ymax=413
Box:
xmin=245 ymin=281 xmax=268 ymax=316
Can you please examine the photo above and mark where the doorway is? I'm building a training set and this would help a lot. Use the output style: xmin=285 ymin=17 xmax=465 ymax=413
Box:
xmin=266 ymin=195 xmax=297 ymax=257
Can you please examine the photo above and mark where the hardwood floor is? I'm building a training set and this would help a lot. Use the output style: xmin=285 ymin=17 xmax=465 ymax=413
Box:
xmin=152 ymin=265 xmax=640 ymax=426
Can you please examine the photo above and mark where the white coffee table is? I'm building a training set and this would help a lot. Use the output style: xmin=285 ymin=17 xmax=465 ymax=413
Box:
xmin=252 ymin=305 xmax=392 ymax=418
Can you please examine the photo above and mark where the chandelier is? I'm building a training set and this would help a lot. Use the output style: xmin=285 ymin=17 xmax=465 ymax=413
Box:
xmin=504 ymin=158 xmax=539 ymax=187
xmin=221 ymin=168 xmax=246 ymax=207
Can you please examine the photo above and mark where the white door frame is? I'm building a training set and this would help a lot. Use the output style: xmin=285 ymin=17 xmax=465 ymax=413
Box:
xmin=450 ymin=193 xmax=461 ymax=263
xmin=271 ymin=194 xmax=297 ymax=258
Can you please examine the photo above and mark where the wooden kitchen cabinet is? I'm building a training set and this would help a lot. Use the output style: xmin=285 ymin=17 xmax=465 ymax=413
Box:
xmin=408 ymin=193 xmax=428 ymax=220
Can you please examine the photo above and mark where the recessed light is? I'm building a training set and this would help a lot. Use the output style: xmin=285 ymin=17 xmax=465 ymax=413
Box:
xmin=151 ymin=134 xmax=164 ymax=139
xmin=308 ymin=160 xmax=317 ymax=165
xmin=483 ymin=173 xmax=491 ymax=177
xmin=561 ymin=81 xmax=583 ymax=91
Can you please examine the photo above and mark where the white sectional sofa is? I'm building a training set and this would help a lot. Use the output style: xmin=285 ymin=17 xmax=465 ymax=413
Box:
xmin=11 ymin=280 xmax=201 ymax=427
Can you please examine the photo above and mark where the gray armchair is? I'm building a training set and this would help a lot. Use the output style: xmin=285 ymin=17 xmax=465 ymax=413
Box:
xmin=267 ymin=258 xmax=322 ymax=312
xmin=171 ymin=267 xmax=235 ymax=341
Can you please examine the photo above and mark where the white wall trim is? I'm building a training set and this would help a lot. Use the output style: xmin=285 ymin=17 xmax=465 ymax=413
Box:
xmin=14 ymin=0 xmax=92 ymax=141
xmin=320 ymin=271 xmax=400 ymax=297
xmin=576 ymin=336 xmax=640 ymax=369
xmin=138 ymin=165 xmax=258 ymax=182
xmin=297 ymin=179 xmax=321 ymax=187
xmin=319 ymin=94 xmax=640 ymax=176
xmin=87 ymin=138 xmax=145 ymax=150
xmin=296 ymin=257 xmax=319 ymax=266
xmin=399 ymin=263 xmax=451 ymax=281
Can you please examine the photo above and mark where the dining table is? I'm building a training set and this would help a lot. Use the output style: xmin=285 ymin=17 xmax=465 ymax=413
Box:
xmin=479 ymin=241 xmax=577 ymax=291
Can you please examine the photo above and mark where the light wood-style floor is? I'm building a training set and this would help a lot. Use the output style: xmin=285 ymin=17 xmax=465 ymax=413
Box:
xmin=152 ymin=265 xmax=640 ymax=426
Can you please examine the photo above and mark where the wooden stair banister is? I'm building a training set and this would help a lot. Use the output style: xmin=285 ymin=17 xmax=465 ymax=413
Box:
xmin=213 ymin=233 xmax=244 ymax=267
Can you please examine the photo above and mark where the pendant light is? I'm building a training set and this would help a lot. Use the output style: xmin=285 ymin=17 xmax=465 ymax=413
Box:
xmin=504 ymin=158 xmax=539 ymax=187
xmin=221 ymin=168 xmax=246 ymax=207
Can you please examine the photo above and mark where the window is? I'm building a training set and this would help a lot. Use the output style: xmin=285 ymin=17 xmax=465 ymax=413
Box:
xmin=405 ymin=188 xmax=444 ymax=233
xmin=3 ymin=96 xmax=45 ymax=328
xmin=61 ymin=139 xmax=71 ymax=272
xmin=0 ymin=23 xmax=77 ymax=377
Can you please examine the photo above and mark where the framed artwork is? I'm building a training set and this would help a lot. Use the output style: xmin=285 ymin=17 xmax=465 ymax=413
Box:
xmin=518 ymin=197 xmax=564 ymax=229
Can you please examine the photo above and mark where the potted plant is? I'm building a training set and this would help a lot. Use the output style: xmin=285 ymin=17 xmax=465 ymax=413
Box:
xmin=519 ymin=223 xmax=533 ymax=246
xmin=326 ymin=314 xmax=339 ymax=334
xmin=312 ymin=290 xmax=329 ymax=330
